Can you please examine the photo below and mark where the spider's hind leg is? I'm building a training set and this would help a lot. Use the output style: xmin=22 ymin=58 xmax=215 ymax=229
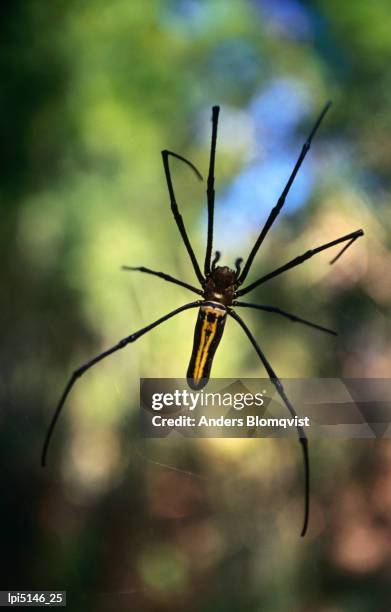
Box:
xmin=42 ymin=300 xmax=202 ymax=467
xmin=229 ymin=308 xmax=310 ymax=537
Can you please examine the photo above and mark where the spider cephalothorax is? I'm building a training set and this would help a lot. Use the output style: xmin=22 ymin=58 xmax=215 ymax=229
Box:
xmin=203 ymin=264 xmax=238 ymax=306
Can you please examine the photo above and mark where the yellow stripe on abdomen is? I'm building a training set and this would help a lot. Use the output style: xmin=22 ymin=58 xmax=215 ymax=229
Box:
xmin=189 ymin=304 xmax=226 ymax=387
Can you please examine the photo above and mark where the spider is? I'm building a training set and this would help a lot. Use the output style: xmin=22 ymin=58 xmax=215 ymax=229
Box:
xmin=42 ymin=103 xmax=364 ymax=536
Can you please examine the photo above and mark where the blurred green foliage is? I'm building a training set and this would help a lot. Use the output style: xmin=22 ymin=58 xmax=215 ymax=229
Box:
xmin=1 ymin=1 xmax=391 ymax=610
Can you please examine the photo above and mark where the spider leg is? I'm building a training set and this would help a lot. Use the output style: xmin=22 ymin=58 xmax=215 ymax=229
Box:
xmin=329 ymin=234 xmax=360 ymax=265
xmin=204 ymin=106 xmax=220 ymax=276
xmin=161 ymin=150 xmax=204 ymax=285
xmin=121 ymin=266 xmax=203 ymax=296
xmin=239 ymin=102 xmax=332 ymax=285
xmin=42 ymin=300 xmax=202 ymax=467
xmin=228 ymin=309 xmax=310 ymax=537
xmin=233 ymin=301 xmax=337 ymax=335
xmin=237 ymin=229 xmax=364 ymax=297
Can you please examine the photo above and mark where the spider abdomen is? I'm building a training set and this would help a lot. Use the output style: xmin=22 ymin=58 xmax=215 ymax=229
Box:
xmin=187 ymin=301 xmax=227 ymax=390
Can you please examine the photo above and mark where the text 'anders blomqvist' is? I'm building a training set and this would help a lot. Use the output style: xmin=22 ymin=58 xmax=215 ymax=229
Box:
xmin=151 ymin=415 xmax=310 ymax=428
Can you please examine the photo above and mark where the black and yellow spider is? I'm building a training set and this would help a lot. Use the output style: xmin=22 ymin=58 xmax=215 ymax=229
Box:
xmin=42 ymin=103 xmax=364 ymax=536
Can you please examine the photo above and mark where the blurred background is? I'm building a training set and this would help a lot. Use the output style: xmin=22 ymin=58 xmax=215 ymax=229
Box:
xmin=1 ymin=0 xmax=391 ymax=610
